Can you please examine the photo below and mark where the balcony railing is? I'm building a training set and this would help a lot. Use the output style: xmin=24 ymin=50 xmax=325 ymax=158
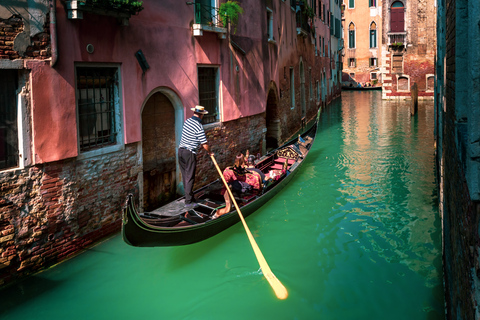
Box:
xmin=296 ymin=9 xmax=311 ymax=36
xmin=387 ymin=32 xmax=407 ymax=46
xmin=192 ymin=3 xmax=227 ymax=39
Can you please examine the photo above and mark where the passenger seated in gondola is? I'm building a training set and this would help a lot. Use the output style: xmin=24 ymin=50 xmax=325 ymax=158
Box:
xmin=212 ymin=153 xmax=262 ymax=219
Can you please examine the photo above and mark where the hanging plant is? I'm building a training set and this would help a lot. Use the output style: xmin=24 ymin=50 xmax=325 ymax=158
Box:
xmin=303 ymin=4 xmax=315 ymax=20
xmin=218 ymin=1 xmax=244 ymax=33
xmin=78 ymin=0 xmax=144 ymax=15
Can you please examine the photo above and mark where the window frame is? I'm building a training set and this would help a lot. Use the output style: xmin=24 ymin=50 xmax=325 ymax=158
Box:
xmin=75 ymin=64 xmax=124 ymax=160
xmin=348 ymin=23 xmax=356 ymax=48
xmin=0 ymin=68 xmax=29 ymax=171
xmin=198 ymin=65 xmax=221 ymax=124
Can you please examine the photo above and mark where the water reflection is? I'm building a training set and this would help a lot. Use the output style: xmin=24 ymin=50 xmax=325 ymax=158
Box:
xmin=336 ymin=91 xmax=440 ymax=288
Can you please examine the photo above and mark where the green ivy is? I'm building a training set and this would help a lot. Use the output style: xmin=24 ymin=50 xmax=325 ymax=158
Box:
xmin=218 ymin=1 xmax=244 ymax=33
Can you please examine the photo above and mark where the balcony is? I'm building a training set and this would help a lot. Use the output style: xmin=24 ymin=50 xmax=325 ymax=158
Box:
xmin=191 ymin=3 xmax=227 ymax=39
xmin=65 ymin=0 xmax=143 ymax=25
xmin=296 ymin=6 xmax=312 ymax=36
xmin=387 ymin=32 xmax=407 ymax=47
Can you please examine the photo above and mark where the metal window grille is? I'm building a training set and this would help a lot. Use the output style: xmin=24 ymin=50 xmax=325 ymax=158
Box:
xmin=0 ymin=70 xmax=19 ymax=170
xmin=198 ymin=67 xmax=218 ymax=124
xmin=76 ymin=67 xmax=118 ymax=151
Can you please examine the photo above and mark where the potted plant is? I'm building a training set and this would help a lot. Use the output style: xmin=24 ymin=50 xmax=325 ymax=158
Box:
xmin=218 ymin=1 xmax=244 ymax=33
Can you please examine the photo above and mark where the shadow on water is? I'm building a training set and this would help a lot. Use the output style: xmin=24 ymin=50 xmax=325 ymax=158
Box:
xmin=0 ymin=276 xmax=60 ymax=315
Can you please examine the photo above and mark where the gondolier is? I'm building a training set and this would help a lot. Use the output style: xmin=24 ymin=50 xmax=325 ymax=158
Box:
xmin=178 ymin=105 xmax=213 ymax=209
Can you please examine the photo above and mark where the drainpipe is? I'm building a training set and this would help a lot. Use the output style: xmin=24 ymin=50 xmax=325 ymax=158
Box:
xmin=50 ymin=0 xmax=58 ymax=67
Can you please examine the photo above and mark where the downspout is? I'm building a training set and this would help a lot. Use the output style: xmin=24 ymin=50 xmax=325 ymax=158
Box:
xmin=50 ymin=0 xmax=58 ymax=67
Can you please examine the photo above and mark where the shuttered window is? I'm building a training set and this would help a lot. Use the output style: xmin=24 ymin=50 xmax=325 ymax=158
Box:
xmin=349 ymin=0 xmax=354 ymax=9
xmin=370 ymin=22 xmax=377 ymax=48
xmin=390 ymin=1 xmax=405 ymax=32
xmin=348 ymin=23 xmax=355 ymax=48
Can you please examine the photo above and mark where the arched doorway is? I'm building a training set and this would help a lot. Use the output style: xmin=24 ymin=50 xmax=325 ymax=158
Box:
xmin=141 ymin=91 xmax=180 ymax=211
xmin=265 ymin=83 xmax=280 ymax=151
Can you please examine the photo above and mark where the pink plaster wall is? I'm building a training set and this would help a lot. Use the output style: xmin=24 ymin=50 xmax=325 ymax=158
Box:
xmin=30 ymin=0 xmax=272 ymax=163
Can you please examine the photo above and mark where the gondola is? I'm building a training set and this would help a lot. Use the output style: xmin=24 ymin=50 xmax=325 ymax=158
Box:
xmin=122 ymin=114 xmax=319 ymax=247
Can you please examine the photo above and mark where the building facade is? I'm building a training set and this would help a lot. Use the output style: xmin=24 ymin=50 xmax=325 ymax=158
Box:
xmin=341 ymin=0 xmax=436 ymax=100
xmin=0 ymin=0 xmax=341 ymax=287
xmin=342 ymin=0 xmax=383 ymax=87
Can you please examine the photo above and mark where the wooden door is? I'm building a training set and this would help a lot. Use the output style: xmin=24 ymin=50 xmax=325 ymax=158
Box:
xmin=142 ymin=92 xmax=176 ymax=211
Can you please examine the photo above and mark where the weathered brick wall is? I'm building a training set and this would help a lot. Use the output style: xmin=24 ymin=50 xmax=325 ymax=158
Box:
xmin=381 ymin=0 xmax=436 ymax=99
xmin=442 ymin=114 xmax=479 ymax=320
xmin=0 ymin=144 xmax=141 ymax=287
xmin=440 ymin=0 xmax=480 ymax=317
xmin=0 ymin=15 xmax=50 ymax=60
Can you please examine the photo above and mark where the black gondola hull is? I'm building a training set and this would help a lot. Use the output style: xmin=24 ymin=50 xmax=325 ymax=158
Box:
xmin=122 ymin=115 xmax=319 ymax=247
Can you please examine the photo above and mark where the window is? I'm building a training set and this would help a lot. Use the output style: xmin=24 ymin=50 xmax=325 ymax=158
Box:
xmin=371 ymin=73 xmax=377 ymax=80
xmin=316 ymin=80 xmax=320 ymax=101
xmin=315 ymin=36 xmax=318 ymax=56
xmin=291 ymin=0 xmax=295 ymax=10
xmin=0 ymin=69 xmax=19 ymax=170
xmin=290 ymin=67 xmax=295 ymax=109
xmin=426 ymin=75 xmax=434 ymax=91
xmin=322 ymin=37 xmax=325 ymax=56
xmin=349 ymin=0 xmax=354 ymax=9
xmin=322 ymin=4 xmax=325 ymax=21
xmin=397 ymin=76 xmax=409 ymax=91
xmin=267 ymin=7 xmax=274 ymax=42
xmin=309 ymin=69 xmax=313 ymax=100
xmin=348 ymin=23 xmax=355 ymax=48
xmin=370 ymin=22 xmax=377 ymax=48
xmin=369 ymin=0 xmax=376 ymax=7
xmin=392 ymin=54 xmax=403 ymax=73
xmin=76 ymin=66 xmax=122 ymax=153
xmin=390 ymin=1 xmax=405 ymax=32
xmin=349 ymin=58 xmax=356 ymax=68
xmin=319 ymin=1 xmax=322 ymax=18
xmin=370 ymin=57 xmax=378 ymax=66
xmin=198 ymin=66 xmax=219 ymax=124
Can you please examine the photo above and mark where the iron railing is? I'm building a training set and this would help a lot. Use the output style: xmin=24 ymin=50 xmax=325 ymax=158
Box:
xmin=388 ymin=32 xmax=407 ymax=46
xmin=194 ymin=3 xmax=223 ymax=27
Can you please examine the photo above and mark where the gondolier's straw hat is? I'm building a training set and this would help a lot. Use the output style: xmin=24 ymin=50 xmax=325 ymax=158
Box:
xmin=191 ymin=105 xmax=208 ymax=114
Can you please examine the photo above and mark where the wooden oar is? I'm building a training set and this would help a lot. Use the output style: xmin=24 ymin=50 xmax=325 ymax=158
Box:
xmin=210 ymin=154 xmax=288 ymax=300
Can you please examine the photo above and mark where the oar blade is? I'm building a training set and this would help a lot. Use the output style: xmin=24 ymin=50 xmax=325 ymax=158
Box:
xmin=265 ymin=272 xmax=288 ymax=299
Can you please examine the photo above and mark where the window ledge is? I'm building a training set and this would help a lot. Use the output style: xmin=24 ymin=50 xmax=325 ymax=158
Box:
xmin=77 ymin=144 xmax=125 ymax=161
xmin=193 ymin=24 xmax=227 ymax=39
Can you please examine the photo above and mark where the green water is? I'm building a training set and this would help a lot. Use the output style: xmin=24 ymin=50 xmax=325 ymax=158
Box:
xmin=0 ymin=91 xmax=444 ymax=320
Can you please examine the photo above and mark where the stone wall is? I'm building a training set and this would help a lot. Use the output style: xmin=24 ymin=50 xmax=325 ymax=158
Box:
xmin=0 ymin=144 xmax=141 ymax=287
xmin=436 ymin=0 xmax=480 ymax=317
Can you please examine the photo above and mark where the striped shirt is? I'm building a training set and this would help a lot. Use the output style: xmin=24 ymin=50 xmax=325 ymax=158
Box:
xmin=179 ymin=116 xmax=207 ymax=154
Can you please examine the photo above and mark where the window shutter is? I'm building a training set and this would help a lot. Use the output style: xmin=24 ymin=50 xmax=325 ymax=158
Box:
xmin=349 ymin=0 xmax=354 ymax=8
xmin=391 ymin=8 xmax=404 ymax=32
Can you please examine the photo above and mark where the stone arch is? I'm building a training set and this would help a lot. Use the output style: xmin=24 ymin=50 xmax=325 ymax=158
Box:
xmin=140 ymin=87 xmax=184 ymax=211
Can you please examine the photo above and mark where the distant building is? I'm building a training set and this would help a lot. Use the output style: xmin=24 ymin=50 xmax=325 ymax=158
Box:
xmin=0 ymin=0 xmax=341 ymax=287
xmin=341 ymin=0 xmax=435 ymax=99
xmin=341 ymin=0 xmax=383 ymax=88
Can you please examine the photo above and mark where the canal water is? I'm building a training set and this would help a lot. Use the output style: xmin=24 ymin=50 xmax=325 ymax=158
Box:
xmin=0 ymin=91 xmax=444 ymax=320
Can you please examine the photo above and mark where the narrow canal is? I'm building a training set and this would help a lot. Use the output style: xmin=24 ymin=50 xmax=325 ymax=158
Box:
xmin=0 ymin=91 xmax=444 ymax=320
